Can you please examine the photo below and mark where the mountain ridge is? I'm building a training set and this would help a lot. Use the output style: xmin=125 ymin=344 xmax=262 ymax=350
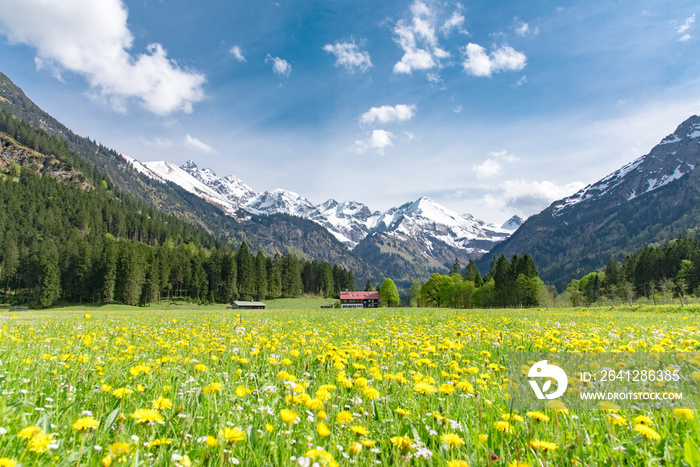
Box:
xmin=480 ymin=114 xmax=700 ymax=289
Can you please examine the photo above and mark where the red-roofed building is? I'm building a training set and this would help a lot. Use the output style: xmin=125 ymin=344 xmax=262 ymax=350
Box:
xmin=340 ymin=291 xmax=379 ymax=309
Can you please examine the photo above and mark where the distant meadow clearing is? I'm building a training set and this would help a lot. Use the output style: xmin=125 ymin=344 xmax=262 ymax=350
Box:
xmin=0 ymin=304 xmax=699 ymax=466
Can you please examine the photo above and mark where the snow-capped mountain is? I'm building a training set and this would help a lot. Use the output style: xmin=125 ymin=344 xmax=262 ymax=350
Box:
xmin=483 ymin=114 xmax=700 ymax=289
xmin=372 ymin=197 xmax=510 ymax=252
xmin=552 ymin=115 xmax=700 ymax=217
xmin=121 ymin=158 xmax=514 ymax=266
xmin=310 ymin=199 xmax=382 ymax=246
xmin=181 ymin=160 xmax=257 ymax=206
xmin=501 ymin=215 xmax=524 ymax=231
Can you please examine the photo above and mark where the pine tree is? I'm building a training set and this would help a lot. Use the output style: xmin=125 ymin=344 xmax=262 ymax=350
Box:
xmin=100 ymin=237 xmax=117 ymax=303
xmin=449 ymin=258 xmax=461 ymax=276
xmin=38 ymin=242 xmax=61 ymax=308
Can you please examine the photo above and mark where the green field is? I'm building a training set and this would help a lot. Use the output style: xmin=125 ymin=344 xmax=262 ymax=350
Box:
xmin=0 ymin=304 xmax=699 ymax=466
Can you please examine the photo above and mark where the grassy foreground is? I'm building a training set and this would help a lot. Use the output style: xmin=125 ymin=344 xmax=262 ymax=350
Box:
xmin=0 ymin=304 xmax=699 ymax=466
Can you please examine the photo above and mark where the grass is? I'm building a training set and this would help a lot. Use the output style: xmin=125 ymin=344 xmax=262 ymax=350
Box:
xmin=0 ymin=304 xmax=698 ymax=466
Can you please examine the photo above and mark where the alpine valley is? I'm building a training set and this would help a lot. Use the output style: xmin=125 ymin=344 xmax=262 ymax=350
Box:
xmin=0 ymin=71 xmax=520 ymax=287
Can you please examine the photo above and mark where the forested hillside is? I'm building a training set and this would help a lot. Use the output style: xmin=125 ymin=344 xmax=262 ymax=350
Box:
xmin=0 ymin=116 xmax=354 ymax=307
xmin=0 ymin=71 xmax=381 ymax=284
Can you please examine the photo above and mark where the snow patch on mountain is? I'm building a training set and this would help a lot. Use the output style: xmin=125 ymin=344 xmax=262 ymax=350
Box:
xmin=552 ymin=115 xmax=700 ymax=216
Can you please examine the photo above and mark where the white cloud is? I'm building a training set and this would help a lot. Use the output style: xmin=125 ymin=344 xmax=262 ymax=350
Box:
xmin=360 ymin=104 xmax=416 ymax=125
xmin=323 ymin=41 xmax=372 ymax=73
xmin=490 ymin=150 xmax=520 ymax=162
xmin=485 ymin=180 xmax=585 ymax=212
xmin=674 ymin=14 xmax=695 ymax=41
xmin=513 ymin=18 xmax=539 ymax=37
xmin=473 ymin=159 xmax=502 ymax=179
xmin=0 ymin=0 xmax=205 ymax=115
xmin=513 ymin=75 xmax=528 ymax=87
xmin=442 ymin=11 xmax=467 ymax=36
xmin=230 ymin=45 xmax=246 ymax=62
xmin=392 ymin=1 xmax=450 ymax=74
xmin=355 ymin=130 xmax=395 ymax=155
xmin=184 ymin=134 xmax=216 ymax=154
xmin=142 ymin=137 xmax=174 ymax=148
xmin=462 ymin=43 xmax=527 ymax=77
xmin=676 ymin=14 xmax=696 ymax=34
xmin=265 ymin=54 xmax=292 ymax=77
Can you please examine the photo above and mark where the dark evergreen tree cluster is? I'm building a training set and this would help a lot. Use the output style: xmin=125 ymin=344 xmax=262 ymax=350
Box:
xmin=0 ymin=119 xmax=355 ymax=308
xmin=413 ymin=256 xmax=545 ymax=308
xmin=567 ymin=235 xmax=700 ymax=306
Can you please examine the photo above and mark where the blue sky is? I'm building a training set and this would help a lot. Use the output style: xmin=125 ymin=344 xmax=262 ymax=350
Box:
xmin=0 ymin=0 xmax=698 ymax=224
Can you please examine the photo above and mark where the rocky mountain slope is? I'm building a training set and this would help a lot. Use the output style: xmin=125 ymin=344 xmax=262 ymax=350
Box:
xmin=481 ymin=115 xmax=700 ymax=289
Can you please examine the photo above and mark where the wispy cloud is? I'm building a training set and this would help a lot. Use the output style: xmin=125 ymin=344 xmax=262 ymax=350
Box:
xmin=675 ymin=14 xmax=695 ymax=41
xmin=0 ymin=0 xmax=205 ymax=115
xmin=184 ymin=134 xmax=216 ymax=154
xmin=323 ymin=41 xmax=372 ymax=73
xmin=360 ymin=104 xmax=416 ymax=125
xmin=461 ymin=43 xmax=527 ymax=77
xmin=265 ymin=54 xmax=291 ymax=77
xmin=484 ymin=180 xmax=585 ymax=213
xmin=442 ymin=11 xmax=468 ymax=36
xmin=230 ymin=45 xmax=246 ymax=62
xmin=513 ymin=17 xmax=539 ymax=37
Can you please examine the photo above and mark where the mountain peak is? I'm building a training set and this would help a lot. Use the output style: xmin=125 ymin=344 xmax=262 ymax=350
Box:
xmin=183 ymin=160 xmax=198 ymax=170
xmin=501 ymin=215 xmax=524 ymax=231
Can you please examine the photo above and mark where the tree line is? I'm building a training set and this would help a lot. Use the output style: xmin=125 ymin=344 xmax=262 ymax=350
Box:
xmin=565 ymin=235 xmax=700 ymax=306
xmin=407 ymin=254 xmax=547 ymax=308
xmin=0 ymin=159 xmax=353 ymax=309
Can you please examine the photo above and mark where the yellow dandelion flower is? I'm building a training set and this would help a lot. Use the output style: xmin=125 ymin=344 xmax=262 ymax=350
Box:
xmin=205 ymin=436 xmax=218 ymax=447
xmin=361 ymin=386 xmax=380 ymax=399
xmin=202 ymin=382 xmax=223 ymax=395
xmin=414 ymin=381 xmax=437 ymax=395
xmin=597 ymin=401 xmax=621 ymax=413
xmin=529 ymin=439 xmax=558 ymax=451
xmin=526 ymin=411 xmax=550 ymax=422
xmin=350 ymin=425 xmax=369 ymax=436
xmin=478 ymin=434 xmax=488 ymax=442
xmin=152 ymin=396 xmax=173 ymax=411
xmin=440 ymin=433 xmax=466 ymax=449
xmin=28 ymin=433 xmax=54 ymax=453
xmin=17 ymin=426 xmax=43 ymax=440
xmin=607 ymin=414 xmax=627 ymax=426
xmin=219 ymin=427 xmax=246 ymax=442
xmin=632 ymin=423 xmax=661 ymax=441
xmin=349 ymin=442 xmax=362 ymax=455
xmin=72 ymin=416 xmax=100 ymax=431
xmin=447 ymin=461 xmax=470 ymax=467
xmin=112 ymin=387 xmax=134 ymax=399
xmin=194 ymin=364 xmax=207 ymax=372
xmin=390 ymin=435 xmax=413 ymax=451
xmin=493 ymin=420 xmax=514 ymax=434
xmin=280 ymin=409 xmax=298 ymax=424
xmin=395 ymin=407 xmax=410 ymax=416
xmin=336 ymin=411 xmax=353 ymax=424
xmin=147 ymin=438 xmax=172 ymax=448
xmin=544 ymin=399 xmax=568 ymax=414
xmin=317 ymin=422 xmax=331 ymax=437
xmin=131 ymin=409 xmax=164 ymax=425
xmin=674 ymin=408 xmax=695 ymax=420
xmin=235 ymin=385 xmax=246 ymax=398
xmin=633 ymin=415 xmax=653 ymax=426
